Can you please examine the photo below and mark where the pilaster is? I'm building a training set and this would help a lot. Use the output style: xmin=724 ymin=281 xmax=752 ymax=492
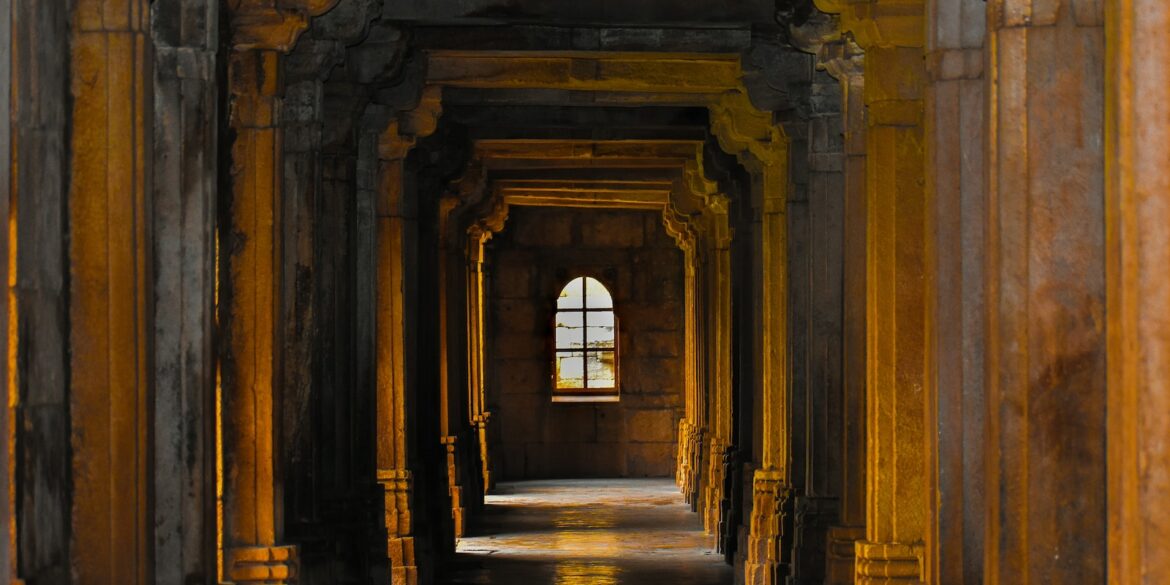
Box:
xmin=925 ymin=0 xmax=986 ymax=581
xmin=1106 ymin=1 xmax=1170 ymax=583
xmin=812 ymin=35 xmax=869 ymax=585
xmin=151 ymin=1 xmax=219 ymax=581
xmin=855 ymin=43 xmax=929 ymax=585
xmin=985 ymin=0 xmax=1106 ymax=583
xmin=68 ymin=1 xmax=152 ymax=582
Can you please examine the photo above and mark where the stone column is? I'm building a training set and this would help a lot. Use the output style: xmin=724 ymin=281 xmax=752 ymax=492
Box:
xmin=373 ymin=122 xmax=420 ymax=585
xmin=151 ymin=0 xmax=218 ymax=581
xmin=69 ymin=1 xmax=153 ymax=582
xmin=984 ymin=1 xmax=1106 ymax=583
xmin=854 ymin=44 xmax=929 ymax=585
xmin=9 ymin=1 xmax=70 ymax=582
xmin=702 ymin=199 xmax=733 ymax=545
xmin=1106 ymin=1 xmax=1170 ymax=582
xmin=438 ymin=196 xmax=467 ymax=537
xmin=743 ymin=158 xmax=791 ymax=585
xmin=819 ymin=37 xmax=867 ymax=585
xmin=369 ymin=87 xmax=442 ymax=585
xmin=222 ymin=48 xmax=299 ymax=583
xmin=466 ymin=230 xmax=495 ymax=493
xmin=664 ymin=206 xmax=699 ymax=500
xmin=708 ymin=93 xmax=791 ymax=585
xmin=925 ymin=0 xmax=986 ymax=582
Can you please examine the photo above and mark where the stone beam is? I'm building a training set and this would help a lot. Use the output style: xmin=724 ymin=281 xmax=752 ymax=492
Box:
xmin=425 ymin=51 xmax=743 ymax=94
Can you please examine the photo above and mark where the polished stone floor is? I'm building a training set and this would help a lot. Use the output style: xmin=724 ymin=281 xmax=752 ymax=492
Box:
xmin=438 ymin=479 xmax=733 ymax=585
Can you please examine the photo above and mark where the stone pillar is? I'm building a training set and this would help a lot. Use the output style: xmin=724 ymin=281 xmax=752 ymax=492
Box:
xmin=925 ymin=0 xmax=985 ymax=582
xmin=664 ymin=205 xmax=699 ymax=498
xmin=985 ymin=0 xmax=1106 ymax=582
xmin=744 ymin=160 xmax=791 ymax=585
xmin=438 ymin=196 xmax=466 ymax=537
xmin=222 ymin=48 xmax=299 ymax=583
xmin=151 ymin=0 xmax=218 ymax=581
xmin=1106 ymin=1 xmax=1170 ymax=583
xmin=68 ymin=1 xmax=153 ymax=582
xmin=9 ymin=1 xmax=70 ymax=582
xmin=789 ymin=66 xmax=845 ymax=585
xmin=819 ymin=37 xmax=867 ymax=585
xmin=854 ymin=43 xmax=929 ymax=585
xmin=374 ymin=123 xmax=419 ymax=585
xmin=0 ymin=0 xmax=11 ymax=578
xmin=370 ymin=87 xmax=442 ymax=585
xmin=466 ymin=230 xmax=495 ymax=493
xmin=702 ymin=199 xmax=733 ymax=545
xmin=708 ymin=92 xmax=791 ymax=585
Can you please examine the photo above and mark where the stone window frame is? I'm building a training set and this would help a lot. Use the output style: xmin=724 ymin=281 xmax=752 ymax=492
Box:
xmin=551 ymin=275 xmax=621 ymax=403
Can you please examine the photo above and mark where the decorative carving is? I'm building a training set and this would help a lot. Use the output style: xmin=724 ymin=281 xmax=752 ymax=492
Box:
xmin=708 ymin=92 xmax=788 ymax=171
xmin=818 ymin=36 xmax=865 ymax=82
xmin=441 ymin=435 xmax=466 ymax=537
xmin=854 ymin=541 xmax=923 ymax=584
xmin=810 ymin=0 xmax=925 ymax=51
xmin=228 ymin=0 xmax=342 ymax=52
xmin=378 ymin=469 xmax=417 ymax=585
xmin=745 ymin=470 xmax=793 ymax=585
xmin=226 ymin=545 xmax=299 ymax=583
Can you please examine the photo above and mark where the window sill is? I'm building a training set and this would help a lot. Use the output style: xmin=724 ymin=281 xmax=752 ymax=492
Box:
xmin=551 ymin=394 xmax=621 ymax=403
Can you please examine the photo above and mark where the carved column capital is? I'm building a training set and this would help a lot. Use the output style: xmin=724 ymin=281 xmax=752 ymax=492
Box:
xmin=818 ymin=37 xmax=866 ymax=84
xmin=708 ymin=92 xmax=788 ymax=173
xmin=811 ymin=0 xmax=925 ymax=51
xmin=228 ymin=0 xmax=341 ymax=52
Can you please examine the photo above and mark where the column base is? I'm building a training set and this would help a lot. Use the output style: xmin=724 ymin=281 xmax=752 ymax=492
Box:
xmin=442 ymin=435 xmax=467 ymax=538
xmin=475 ymin=412 xmax=494 ymax=493
xmin=387 ymin=536 xmax=418 ymax=585
xmin=704 ymin=439 xmax=728 ymax=537
xmin=676 ymin=420 xmax=692 ymax=490
xmin=825 ymin=525 xmax=865 ymax=584
xmin=226 ymin=544 xmax=299 ymax=584
xmin=379 ymin=470 xmax=418 ymax=585
xmin=854 ymin=540 xmax=923 ymax=584
xmin=744 ymin=469 xmax=791 ymax=585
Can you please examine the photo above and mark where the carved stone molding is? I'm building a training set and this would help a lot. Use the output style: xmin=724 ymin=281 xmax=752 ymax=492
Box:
xmin=226 ymin=545 xmax=299 ymax=583
xmin=745 ymin=470 xmax=794 ymax=585
xmin=228 ymin=0 xmax=342 ymax=52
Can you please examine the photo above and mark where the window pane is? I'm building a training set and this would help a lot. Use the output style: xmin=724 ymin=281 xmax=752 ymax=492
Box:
xmin=555 ymin=310 xmax=585 ymax=349
xmin=583 ymin=277 xmax=613 ymax=308
xmin=555 ymin=351 xmax=586 ymax=389
xmin=557 ymin=277 xmax=585 ymax=309
xmin=586 ymin=350 xmax=616 ymax=388
xmin=585 ymin=310 xmax=615 ymax=349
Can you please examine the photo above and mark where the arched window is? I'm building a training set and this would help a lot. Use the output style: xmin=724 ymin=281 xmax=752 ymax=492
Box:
xmin=553 ymin=276 xmax=618 ymax=399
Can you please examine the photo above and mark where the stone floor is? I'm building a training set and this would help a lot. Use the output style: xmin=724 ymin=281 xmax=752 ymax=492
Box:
xmin=438 ymin=479 xmax=733 ymax=585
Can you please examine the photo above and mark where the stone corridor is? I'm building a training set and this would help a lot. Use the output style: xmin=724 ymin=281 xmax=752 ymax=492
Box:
xmin=8 ymin=0 xmax=1170 ymax=583
xmin=440 ymin=480 xmax=732 ymax=585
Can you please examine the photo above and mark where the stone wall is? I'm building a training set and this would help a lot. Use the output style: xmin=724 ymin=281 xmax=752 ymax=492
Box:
xmin=486 ymin=207 xmax=685 ymax=479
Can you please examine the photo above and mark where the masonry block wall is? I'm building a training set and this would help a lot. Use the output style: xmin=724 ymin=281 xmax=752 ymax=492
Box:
xmin=487 ymin=207 xmax=685 ymax=479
